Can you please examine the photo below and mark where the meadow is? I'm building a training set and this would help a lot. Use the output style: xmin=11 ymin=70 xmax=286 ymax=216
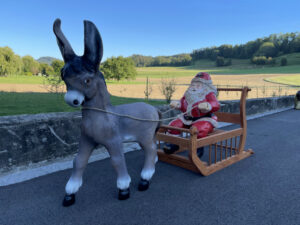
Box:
xmin=1 ymin=53 xmax=300 ymax=115
xmin=0 ymin=92 xmax=164 ymax=116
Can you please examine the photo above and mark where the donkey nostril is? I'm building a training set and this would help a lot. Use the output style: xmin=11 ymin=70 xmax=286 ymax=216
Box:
xmin=73 ymin=100 xmax=79 ymax=105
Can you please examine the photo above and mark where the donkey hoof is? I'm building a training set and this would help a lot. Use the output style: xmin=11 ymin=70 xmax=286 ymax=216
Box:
xmin=118 ymin=188 xmax=130 ymax=200
xmin=138 ymin=179 xmax=149 ymax=191
xmin=62 ymin=194 xmax=75 ymax=207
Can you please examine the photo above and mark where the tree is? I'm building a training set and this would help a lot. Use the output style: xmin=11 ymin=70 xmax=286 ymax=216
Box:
xmin=22 ymin=55 xmax=40 ymax=75
xmin=43 ymin=61 xmax=64 ymax=93
xmin=101 ymin=56 xmax=137 ymax=81
xmin=39 ymin=63 xmax=54 ymax=76
xmin=281 ymin=57 xmax=287 ymax=66
xmin=0 ymin=47 xmax=22 ymax=76
xmin=51 ymin=59 xmax=64 ymax=75
xmin=219 ymin=44 xmax=233 ymax=58
xmin=160 ymin=78 xmax=177 ymax=103
xmin=216 ymin=56 xmax=225 ymax=67
xmin=256 ymin=42 xmax=278 ymax=57
xmin=144 ymin=76 xmax=153 ymax=100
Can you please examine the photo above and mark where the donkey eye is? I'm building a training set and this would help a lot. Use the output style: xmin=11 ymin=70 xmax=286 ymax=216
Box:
xmin=84 ymin=79 xmax=90 ymax=84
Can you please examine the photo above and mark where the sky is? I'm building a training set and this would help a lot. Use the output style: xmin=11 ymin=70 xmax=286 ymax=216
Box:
xmin=0 ymin=0 xmax=300 ymax=61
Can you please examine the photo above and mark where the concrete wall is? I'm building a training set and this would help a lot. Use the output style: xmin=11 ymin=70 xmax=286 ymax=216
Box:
xmin=0 ymin=96 xmax=294 ymax=173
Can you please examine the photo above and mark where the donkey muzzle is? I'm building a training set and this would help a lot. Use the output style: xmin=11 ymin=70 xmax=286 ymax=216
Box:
xmin=64 ymin=90 xmax=85 ymax=107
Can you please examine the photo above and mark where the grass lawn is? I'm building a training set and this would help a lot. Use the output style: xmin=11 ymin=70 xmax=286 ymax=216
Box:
xmin=1 ymin=52 xmax=300 ymax=86
xmin=0 ymin=92 xmax=165 ymax=116
xmin=264 ymin=74 xmax=300 ymax=86
xmin=0 ymin=75 xmax=45 ymax=84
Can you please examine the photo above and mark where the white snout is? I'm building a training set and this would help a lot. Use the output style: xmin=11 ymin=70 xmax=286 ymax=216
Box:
xmin=64 ymin=90 xmax=85 ymax=107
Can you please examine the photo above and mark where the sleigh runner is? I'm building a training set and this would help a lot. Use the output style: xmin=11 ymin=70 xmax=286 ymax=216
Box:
xmin=156 ymin=87 xmax=254 ymax=176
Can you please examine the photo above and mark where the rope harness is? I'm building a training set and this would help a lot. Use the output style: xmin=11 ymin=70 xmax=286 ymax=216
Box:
xmin=81 ymin=105 xmax=200 ymax=122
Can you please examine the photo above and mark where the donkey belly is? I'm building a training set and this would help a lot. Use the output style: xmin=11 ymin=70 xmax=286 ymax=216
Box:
xmin=116 ymin=102 xmax=159 ymax=142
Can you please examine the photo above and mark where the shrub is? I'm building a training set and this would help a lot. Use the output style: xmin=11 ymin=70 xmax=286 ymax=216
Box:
xmin=267 ymin=57 xmax=276 ymax=66
xmin=216 ymin=56 xmax=225 ymax=67
xmin=251 ymin=56 xmax=267 ymax=65
xmin=159 ymin=78 xmax=177 ymax=103
xmin=144 ymin=76 xmax=153 ymax=100
xmin=281 ymin=57 xmax=287 ymax=66
xmin=225 ymin=58 xmax=232 ymax=66
xmin=25 ymin=71 xmax=33 ymax=76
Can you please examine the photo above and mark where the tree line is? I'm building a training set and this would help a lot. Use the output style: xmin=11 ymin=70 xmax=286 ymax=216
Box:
xmin=0 ymin=47 xmax=136 ymax=81
xmin=129 ymin=32 xmax=300 ymax=67
xmin=130 ymin=54 xmax=192 ymax=67
xmin=0 ymin=46 xmax=64 ymax=76
xmin=191 ymin=32 xmax=300 ymax=61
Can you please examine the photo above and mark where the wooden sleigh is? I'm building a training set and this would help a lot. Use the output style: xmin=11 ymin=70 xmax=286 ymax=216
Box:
xmin=156 ymin=87 xmax=254 ymax=176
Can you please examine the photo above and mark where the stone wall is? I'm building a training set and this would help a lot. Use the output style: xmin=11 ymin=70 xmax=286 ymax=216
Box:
xmin=0 ymin=96 xmax=295 ymax=173
xmin=0 ymin=112 xmax=81 ymax=173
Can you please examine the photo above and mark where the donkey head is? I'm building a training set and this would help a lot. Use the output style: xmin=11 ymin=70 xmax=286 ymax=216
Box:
xmin=53 ymin=19 xmax=105 ymax=107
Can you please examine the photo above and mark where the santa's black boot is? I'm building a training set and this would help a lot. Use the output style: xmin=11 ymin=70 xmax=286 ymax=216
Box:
xmin=197 ymin=147 xmax=204 ymax=158
xmin=163 ymin=143 xmax=179 ymax=154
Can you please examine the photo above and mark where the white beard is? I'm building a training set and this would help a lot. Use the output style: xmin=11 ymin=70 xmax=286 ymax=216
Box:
xmin=185 ymin=88 xmax=207 ymax=106
xmin=184 ymin=84 xmax=216 ymax=115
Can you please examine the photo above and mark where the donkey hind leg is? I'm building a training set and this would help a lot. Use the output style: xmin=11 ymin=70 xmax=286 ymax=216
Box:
xmin=106 ymin=142 xmax=131 ymax=200
xmin=63 ymin=135 xmax=95 ymax=207
xmin=138 ymin=140 xmax=157 ymax=191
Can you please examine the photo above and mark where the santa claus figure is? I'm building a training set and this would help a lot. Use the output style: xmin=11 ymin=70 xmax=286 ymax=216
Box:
xmin=163 ymin=72 xmax=220 ymax=156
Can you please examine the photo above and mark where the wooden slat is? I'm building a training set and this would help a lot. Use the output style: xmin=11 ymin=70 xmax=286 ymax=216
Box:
xmin=207 ymin=129 xmax=225 ymax=136
xmin=225 ymin=139 xmax=228 ymax=159
xmin=196 ymin=128 xmax=243 ymax=148
xmin=157 ymin=150 xmax=199 ymax=173
xmin=214 ymin=112 xmax=241 ymax=124
xmin=209 ymin=145 xmax=212 ymax=165
xmin=156 ymin=133 xmax=189 ymax=148
xmin=214 ymin=143 xmax=217 ymax=164
xmin=158 ymin=125 xmax=197 ymax=134
xmin=204 ymin=150 xmax=254 ymax=176
xmin=234 ymin=136 xmax=237 ymax=154
xmin=220 ymin=141 xmax=223 ymax=161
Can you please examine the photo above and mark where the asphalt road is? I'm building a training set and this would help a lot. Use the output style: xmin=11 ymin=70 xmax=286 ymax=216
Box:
xmin=1 ymin=109 xmax=300 ymax=225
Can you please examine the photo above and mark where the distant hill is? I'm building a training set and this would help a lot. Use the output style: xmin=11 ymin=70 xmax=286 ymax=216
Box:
xmin=37 ymin=57 xmax=61 ymax=65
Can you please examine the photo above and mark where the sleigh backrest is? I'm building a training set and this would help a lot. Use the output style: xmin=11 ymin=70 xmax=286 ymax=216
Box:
xmin=214 ymin=87 xmax=251 ymax=128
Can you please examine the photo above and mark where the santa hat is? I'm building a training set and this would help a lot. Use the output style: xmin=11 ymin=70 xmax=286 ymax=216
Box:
xmin=191 ymin=72 xmax=212 ymax=85
xmin=190 ymin=72 xmax=217 ymax=95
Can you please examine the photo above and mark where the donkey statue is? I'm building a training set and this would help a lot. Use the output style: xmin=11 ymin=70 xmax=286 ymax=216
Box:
xmin=53 ymin=19 xmax=160 ymax=206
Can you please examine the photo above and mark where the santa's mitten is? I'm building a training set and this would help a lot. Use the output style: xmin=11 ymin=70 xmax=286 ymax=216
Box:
xmin=170 ymin=100 xmax=181 ymax=109
xmin=198 ymin=102 xmax=212 ymax=113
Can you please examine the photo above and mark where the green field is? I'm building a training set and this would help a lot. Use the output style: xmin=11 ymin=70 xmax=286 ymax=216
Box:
xmin=0 ymin=92 xmax=165 ymax=116
xmin=264 ymin=74 xmax=300 ymax=86
xmin=0 ymin=75 xmax=45 ymax=84
xmin=1 ymin=53 xmax=300 ymax=85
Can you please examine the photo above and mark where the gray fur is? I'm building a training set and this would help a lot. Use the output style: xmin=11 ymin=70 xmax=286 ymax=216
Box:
xmin=53 ymin=19 xmax=159 ymax=195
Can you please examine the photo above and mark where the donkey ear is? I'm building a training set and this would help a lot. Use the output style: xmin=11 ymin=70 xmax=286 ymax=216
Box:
xmin=53 ymin=18 xmax=76 ymax=62
xmin=83 ymin=20 xmax=103 ymax=71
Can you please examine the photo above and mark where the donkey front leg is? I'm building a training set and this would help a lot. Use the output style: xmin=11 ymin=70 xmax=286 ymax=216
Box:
xmin=63 ymin=134 xmax=96 ymax=207
xmin=106 ymin=142 xmax=131 ymax=200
